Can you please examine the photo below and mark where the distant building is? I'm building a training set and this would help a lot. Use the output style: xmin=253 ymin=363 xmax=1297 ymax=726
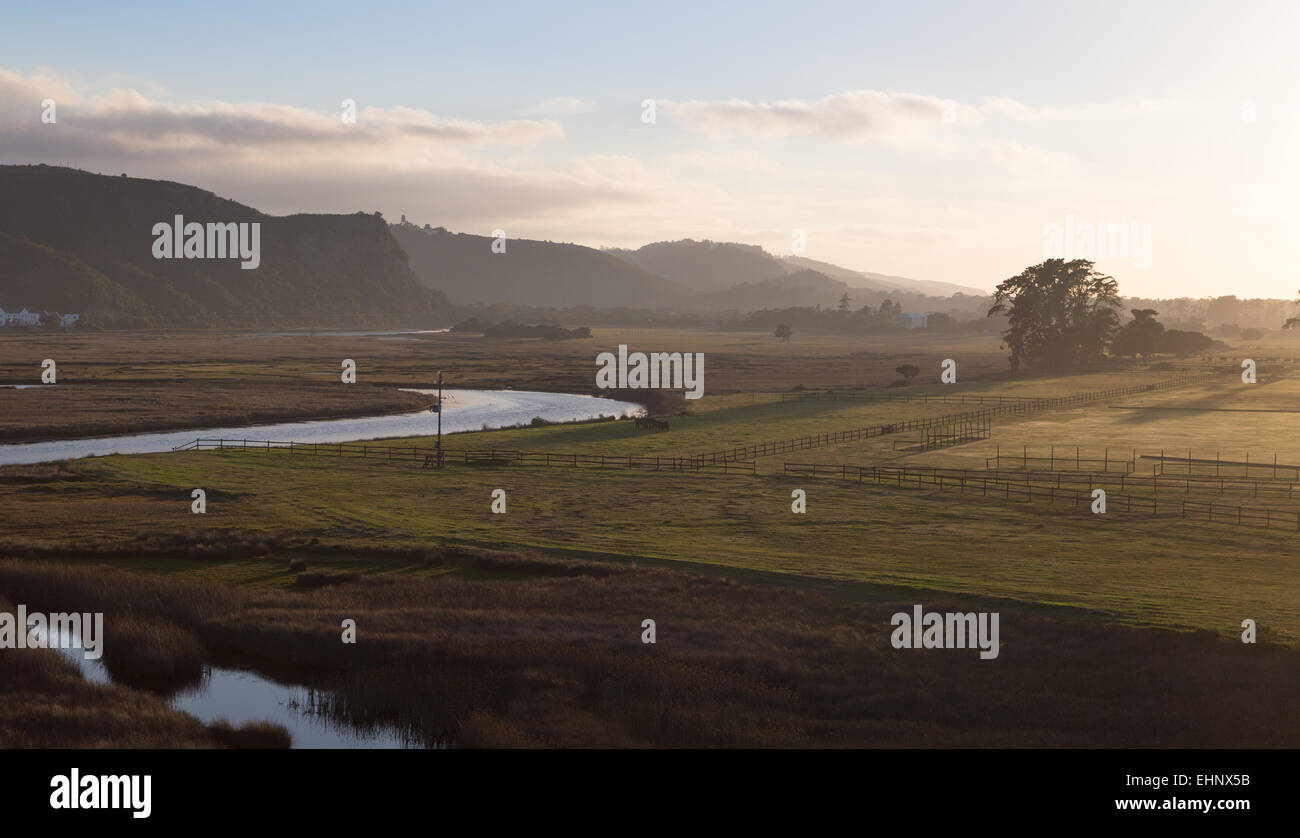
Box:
xmin=0 ymin=308 xmax=78 ymax=327
xmin=0 ymin=307 xmax=43 ymax=327
xmin=894 ymin=313 xmax=927 ymax=329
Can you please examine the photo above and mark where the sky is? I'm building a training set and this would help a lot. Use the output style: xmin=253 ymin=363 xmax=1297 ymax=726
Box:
xmin=1 ymin=0 xmax=1297 ymax=297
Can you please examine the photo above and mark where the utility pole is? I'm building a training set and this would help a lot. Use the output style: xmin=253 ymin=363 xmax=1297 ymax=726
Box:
xmin=436 ymin=370 xmax=444 ymax=468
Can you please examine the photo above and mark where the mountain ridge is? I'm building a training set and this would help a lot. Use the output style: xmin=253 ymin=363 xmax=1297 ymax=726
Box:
xmin=0 ymin=165 xmax=451 ymax=327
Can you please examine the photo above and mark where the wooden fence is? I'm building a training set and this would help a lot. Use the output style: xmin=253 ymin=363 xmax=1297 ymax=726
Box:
xmin=919 ymin=416 xmax=991 ymax=451
xmin=172 ymin=438 xmax=755 ymax=474
xmin=689 ymin=372 xmax=1219 ymax=465
xmin=782 ymin=461 xmax=1300 ymax=530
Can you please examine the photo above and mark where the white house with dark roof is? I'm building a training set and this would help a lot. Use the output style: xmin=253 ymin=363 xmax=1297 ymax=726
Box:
xmin=0 ymin=307 xmax=43 ymax=327
xmin=0 ymin=307 xmax=77 ymax=327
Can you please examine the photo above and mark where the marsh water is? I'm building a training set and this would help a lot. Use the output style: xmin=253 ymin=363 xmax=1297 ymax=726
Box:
xmin=0 ymin=388 xmax=642 ymax=465
xmin=37 ymin=626 xmax=423 ymax=749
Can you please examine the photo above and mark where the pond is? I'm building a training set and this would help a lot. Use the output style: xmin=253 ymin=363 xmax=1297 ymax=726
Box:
xmin=36 ymin=625 xmax=425 ymax=749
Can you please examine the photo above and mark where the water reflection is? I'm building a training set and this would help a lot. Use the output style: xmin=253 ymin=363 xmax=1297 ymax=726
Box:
xmin=37 ymin=626 xmax=425 ymax=749
xmin=0 ymin=388 xmax=642 ymax=465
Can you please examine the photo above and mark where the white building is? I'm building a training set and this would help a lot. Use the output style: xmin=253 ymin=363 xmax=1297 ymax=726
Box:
xmin=894 ymin=313 xmax=928 ymax=329
xmin=0 ymin=307 xmax=43 ymax=327
xmin=0 ymin=308 xmax=76 ymax=327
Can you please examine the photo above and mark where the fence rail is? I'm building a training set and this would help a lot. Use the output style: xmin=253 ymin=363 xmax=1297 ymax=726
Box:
xmin=689 ymin=372 xmax=1219 ymax=464
xmin=985 ymin=446 xmax=1300 ymax=481
xmin=783 ymin=461 xmax=1300 ymax=530
xmin=920 ymin=416 xmax=991 ymax=451
xmin=171 ymin=438 xmax=756 ymax=474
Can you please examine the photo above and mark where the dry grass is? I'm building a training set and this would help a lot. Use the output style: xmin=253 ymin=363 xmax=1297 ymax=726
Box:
xmin=100 ymin=615 xmax=206 ymax=694
xmin=206 ymin=719 xmax=293 ymax=749
xmin=2 ymin=557 xmax=1298 ymax=747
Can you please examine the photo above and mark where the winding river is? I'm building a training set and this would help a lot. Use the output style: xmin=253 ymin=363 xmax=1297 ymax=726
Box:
xmin=0 ymin=388 xmax=643 ymax=466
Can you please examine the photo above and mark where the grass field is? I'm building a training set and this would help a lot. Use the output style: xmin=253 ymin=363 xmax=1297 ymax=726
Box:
xmin=2 ymin=327 xmax=1298 ymax=747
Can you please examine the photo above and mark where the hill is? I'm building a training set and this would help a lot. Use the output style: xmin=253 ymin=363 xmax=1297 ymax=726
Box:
xmin=0 ymin=232 xmax=153 ymax=323
xmin=606 ymin=238 xmax=987 ymax=299
xmin=692 ymin=269 xmax=851 ymax=311
xmin=780 ymin=255 xmax=987 ymax=297
xmin=605 ymin=239 xmax=789 ymax=294
xmin=392 ymin=223 xmax=685 ymax=308
xmin=0 ymin=165 xmax=451 ymax=327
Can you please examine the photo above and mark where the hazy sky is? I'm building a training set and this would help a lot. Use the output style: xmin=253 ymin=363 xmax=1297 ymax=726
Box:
xmin=2 ymin=0 xmax=1297 ymax=297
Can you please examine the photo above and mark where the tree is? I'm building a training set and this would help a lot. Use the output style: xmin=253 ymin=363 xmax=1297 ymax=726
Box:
xmin=925 ymin=312 xmax=955 ymax=331
xmin=875 ymin=299 xmax=900 ymax=327
xmin=1283 ymin=289 xmax=1300 ymax=329
xmin=1207 ymin=295 xmax=1241 ymax=327
xmin=988 ymin=258 xmax=1121 ymax=371
xmin=774 ymin=323 xmax=792 ymax=342
xmin=837 ymin=292 xmax=851 ymax=314
xmin=1160 ymin=329 xmax=1214 ymax=354
xmin=895 ymin=364 xmax=921 ymax=380
xmin=1111 ymin=309 xmax=1165 ymax=357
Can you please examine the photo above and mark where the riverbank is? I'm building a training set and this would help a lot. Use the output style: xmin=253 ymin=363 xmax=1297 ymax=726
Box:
xmin=0 ymin=381 xmax=432 ymax=444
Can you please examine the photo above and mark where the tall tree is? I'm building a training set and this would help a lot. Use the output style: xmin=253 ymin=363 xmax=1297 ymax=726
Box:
xmin=1111 ymin=308 xmax=1165 ymax=357
xmin=837 ymin=292 xmax=851 ymax=314
xmin=988 ymin=258 xmax=1121 ymax=371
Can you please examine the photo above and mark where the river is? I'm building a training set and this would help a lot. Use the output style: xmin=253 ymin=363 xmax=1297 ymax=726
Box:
xmin=0 ymin=388 xmax=643 ymax=466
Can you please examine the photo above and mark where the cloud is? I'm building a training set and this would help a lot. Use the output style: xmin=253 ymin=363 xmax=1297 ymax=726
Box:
xmin=523 ymin=96 xmax=594 ymax=116
xmin=663 ymin=90 xmax=947 ymax=139
xmin=0 ymin=68 xmax=563 ymax=163
xmin=661 ymin=89 xmax=1200 ymax=139
xmin=0 ymin=67 xmax=651 ymax=230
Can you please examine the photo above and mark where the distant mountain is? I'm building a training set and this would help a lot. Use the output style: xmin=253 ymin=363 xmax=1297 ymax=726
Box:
xmin=606 ymin=239 xmax=788 ymax=294
xmin=0 ymin=165 xmax=451 ymax=327
xmin=604 ymin=239 xmax=987 ymax=298
xmin=780 ymin=255 xmax=987 ymax=297
xmin=692 ymin=269 xmax=851 ymax=311
xmin=393 ymin=223 xmax=685 ymax=308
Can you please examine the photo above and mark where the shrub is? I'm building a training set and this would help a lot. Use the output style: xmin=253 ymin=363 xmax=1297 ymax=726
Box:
xmin=294 ymin=571 xmax=363 ymax=590
xmin=100 ymin=616 xmax=206 ymax=694
xmin=207 ymin=719 xmax=292 ymax=749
